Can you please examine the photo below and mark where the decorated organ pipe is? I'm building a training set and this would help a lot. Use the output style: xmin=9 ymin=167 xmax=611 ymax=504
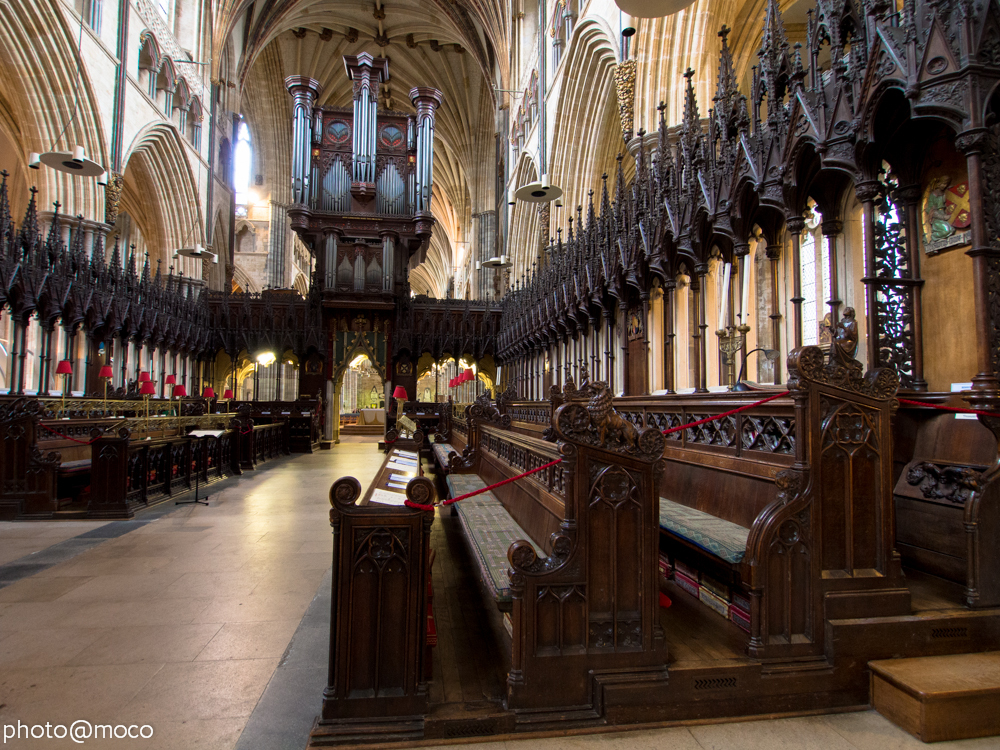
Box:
xmin=284 ymin=76 xmax=322 ymax=205
xmin=409 ymin=87 xmax=443 ymax=214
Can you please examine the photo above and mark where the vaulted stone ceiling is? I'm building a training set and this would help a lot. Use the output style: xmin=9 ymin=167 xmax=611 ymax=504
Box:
xmin=218 ymin=0 xmax=509 ymax=297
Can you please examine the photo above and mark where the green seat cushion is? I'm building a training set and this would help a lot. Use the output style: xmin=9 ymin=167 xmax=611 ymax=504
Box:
xmin=448 ymin=474 xmax=542 ymax=604
xmin=659 ymin=497 xmax=749 ymax=564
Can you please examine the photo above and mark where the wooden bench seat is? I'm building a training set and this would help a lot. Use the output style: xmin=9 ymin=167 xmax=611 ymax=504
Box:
xmin=58 ymin=458 xmax=91 ymax=474
xmin=889 ymin=399 xmax=999 ymax=608
xmin=431 ymin=441 xmax=455 ymax=471
xmin=445 ymin=473 xmax=544 ymax=607
xmin=658 ymin=497 xmax=749 ymax=565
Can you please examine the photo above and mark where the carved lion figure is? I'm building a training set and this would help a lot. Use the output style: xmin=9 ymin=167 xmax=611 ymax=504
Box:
xmin=586 ymin=382 xmax=638 ymax=450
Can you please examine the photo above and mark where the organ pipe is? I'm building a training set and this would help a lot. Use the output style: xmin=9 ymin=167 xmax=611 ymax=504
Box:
xmin=409 ymin=87 xmax=443 ymax=214
xmin=284 ymin=77 xmax=323 ymax=205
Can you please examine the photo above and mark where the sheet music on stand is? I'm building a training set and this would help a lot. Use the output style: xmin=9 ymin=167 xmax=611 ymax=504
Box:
xmin=189 ymin=430 xmax=226 ymax=438
xmin=370 ymin=489 xmax=407 ymax=506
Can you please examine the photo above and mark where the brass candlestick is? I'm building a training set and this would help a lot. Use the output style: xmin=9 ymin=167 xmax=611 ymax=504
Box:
xmin=716 ymin=323 xmax=750 ymax=391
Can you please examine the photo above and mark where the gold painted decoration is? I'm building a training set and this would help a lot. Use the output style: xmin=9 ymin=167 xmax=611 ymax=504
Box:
xmin=613 ymin=59 xmax=637 ymax=142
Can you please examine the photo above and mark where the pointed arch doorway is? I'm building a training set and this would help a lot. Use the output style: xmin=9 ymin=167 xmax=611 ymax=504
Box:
xmin=326 ymin=330 xmax=387 ymax=444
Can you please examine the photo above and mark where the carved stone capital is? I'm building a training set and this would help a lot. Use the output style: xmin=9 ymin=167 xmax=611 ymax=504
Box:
xmin=854 ymin=181 xmax=881 ymax=204
xmin=892 ymin=184 xmax=922 ymax=205
xmin=785 ymin=215 xmax=806 ymax=234
xmin=955 ymin=128 xmax=990 ymax=156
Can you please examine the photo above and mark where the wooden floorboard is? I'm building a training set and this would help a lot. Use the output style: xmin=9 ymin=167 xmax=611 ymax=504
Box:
xmin=905 ymin=567 xmax=967 ymax=613
xmin=662 ymin=581 xmax=750 ymax=666
xmin=428 ymin=509 xmax=508 ymax=711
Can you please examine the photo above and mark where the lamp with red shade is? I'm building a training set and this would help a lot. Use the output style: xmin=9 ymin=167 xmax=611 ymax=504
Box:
xmin=172 ymin=384 xmax=187 ymax=399
xmin=203 ymin=387 xmax=215 ymax=399
xmin=140 ymin=380 xmax=156 ymax=428
xmin=392 ymin=385 xmax=408 ymax=423
xmin=222 ymin=388 xmax=234 ymax=414
xmin=99 ymin=364 xmax=114 ymax=413
xmin=138 ymin=371 xmax=151 ymax=383
xmin=55 ymin=360 xmax=73 ymax=417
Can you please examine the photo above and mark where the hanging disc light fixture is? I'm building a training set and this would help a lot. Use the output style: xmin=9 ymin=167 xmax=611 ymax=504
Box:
xmin=615 ymin=0 xmax=696 ymax=17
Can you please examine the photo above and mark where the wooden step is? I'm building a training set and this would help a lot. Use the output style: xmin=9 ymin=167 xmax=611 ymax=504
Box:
xmin=869 ymin=651 xmax=1000 ymax=742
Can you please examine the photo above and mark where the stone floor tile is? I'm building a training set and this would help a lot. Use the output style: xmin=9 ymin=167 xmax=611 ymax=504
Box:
xmin=0 ymin=663 xmax=164 ymax=726
xmin=192 ymin=594 xmax=311 ymax=624
xmin=68 ymin=623 xmax=225 ymax=666
xmin=688 ymin=714 xmax=860 ymax=750
xmin=52 ymin=571 xmax=187 ymax=602
xmin=119 ymin=659 xmax=279 ymax=723
xmin=0 ymin=575 xmax=94 ymax=603
xmin=0 ymin=627 xmax=107 ymax=668
xmin=821 ymin=709 xmax=1000 ymax=749
xmin=195 ymin=620 xmax=300 ymax=661
xmin=143 ymin=717 xmax=247 ymax=750
xmin=60 ymin=597 xmax=215 ymax=628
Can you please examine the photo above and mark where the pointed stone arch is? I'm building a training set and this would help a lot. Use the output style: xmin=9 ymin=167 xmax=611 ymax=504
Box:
xmin=121 ymin=123 xmax=204 ymax=276
xmin=0 ymin=0 xmax=106 ymax=219
xmin=508 ymin=154 xmax=540 ymax=280
xmin=549 ymin=18 xmax=622 ymax=230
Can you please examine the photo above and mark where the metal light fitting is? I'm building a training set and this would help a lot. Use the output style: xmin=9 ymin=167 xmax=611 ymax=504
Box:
xmin=615 ymin=0 xmax=696 ymax=17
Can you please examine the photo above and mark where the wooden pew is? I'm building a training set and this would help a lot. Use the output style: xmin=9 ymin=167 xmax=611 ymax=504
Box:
xmin=0 ymin=398 xmax=60 ymax=519
xmin=437 ymin=383 xmax=670 ymax=721
xmin=312 ymin=448 xmax=436 ymax=744
xmin=892 ymin=395 xmax=1000 ymax=608
xmin=625 ymin=320 xmax=909 ymax=660
xmin=227 ymin=397 xmax=322 ymax=453
xmin=88 ymin=413 xmax=288 ymax=519
xmin=429 ymin=401 xmax=470 ymax=473
xmin=495 ymin=314 xmax=911 ymax=663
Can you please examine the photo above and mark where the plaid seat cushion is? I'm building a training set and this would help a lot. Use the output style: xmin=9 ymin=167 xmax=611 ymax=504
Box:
xmin=447 ymin=474 xmax=542 ymax=604
xmin=431 ymin=442 xmax=454 ymax=468
xmin=659 ymin=497 xmax=749 ymax=564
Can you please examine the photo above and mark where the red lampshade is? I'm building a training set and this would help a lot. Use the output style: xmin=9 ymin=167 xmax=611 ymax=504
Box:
xmin=140 ymin=381 xmax=157 ymax=396
xmin=203 ymin=387 xmax=216 ymax=399
xmin=55 ymin=360 xmax=73 ymax=375
xmin=98 ymin=365 xmax=114 ymax=379
xmin=223 ymin=389 xmax=234 ymax=400
xmin=172 ymin=384 xmax=187 ymax=398
xmin=138 ymin=371 xmax=151 ymax=383
xmin=392 ymin=385 xmax=408 ymax=400
xmin=164 ymin=374 xmax=176 ymax=385
xmin=464 ymin=368 xmax=474 ymax=382
xmin=449 ymin=378 xmax=455 ymax=388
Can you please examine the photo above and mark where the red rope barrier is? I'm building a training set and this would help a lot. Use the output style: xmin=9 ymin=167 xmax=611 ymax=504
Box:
xmin=405 ymin=458 xmax=563 ymax=512
xmin=662 ymin=391 xmax=791 ymax=435
xmin=38 ymin=421 xmax=102 ymax=445
xmin=899 ymin=398 xmax=1000 ymax=420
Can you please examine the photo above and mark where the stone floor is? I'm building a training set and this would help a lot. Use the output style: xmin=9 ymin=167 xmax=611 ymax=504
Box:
xmin=0 ymin=443 xmax=996 ymax=749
